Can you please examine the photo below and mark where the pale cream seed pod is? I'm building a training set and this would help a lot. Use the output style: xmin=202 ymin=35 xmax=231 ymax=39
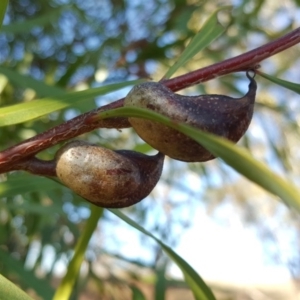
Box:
xmin=55 ymin=140 xmax=164 ymax=208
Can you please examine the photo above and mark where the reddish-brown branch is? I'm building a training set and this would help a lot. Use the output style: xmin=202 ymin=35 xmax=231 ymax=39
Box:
xmin=163 ymin=27 xmax=300 ymax=91
xmin=0 ymin=27 xmax=300 ymax=175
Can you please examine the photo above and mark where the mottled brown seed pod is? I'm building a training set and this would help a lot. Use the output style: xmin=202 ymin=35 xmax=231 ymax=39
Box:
xmin=55 ymin=140 xmax=164 ymax=208
xmin=124 ymin=73 xmax=257 ymax=162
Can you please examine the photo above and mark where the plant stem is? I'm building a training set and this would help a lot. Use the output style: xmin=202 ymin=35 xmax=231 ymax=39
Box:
xmin=0 ymin=27 xmax=300 ymax=174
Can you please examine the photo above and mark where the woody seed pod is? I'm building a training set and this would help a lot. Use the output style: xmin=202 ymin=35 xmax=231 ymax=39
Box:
xmin=55 ymin=140 xmax=164 ymax=208
xmin=124 ymin=73 xmax=257 ymax=162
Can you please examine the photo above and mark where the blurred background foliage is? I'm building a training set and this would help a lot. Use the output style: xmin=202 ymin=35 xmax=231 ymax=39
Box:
xmin=1 ymin=0 xmax=300 ymax=299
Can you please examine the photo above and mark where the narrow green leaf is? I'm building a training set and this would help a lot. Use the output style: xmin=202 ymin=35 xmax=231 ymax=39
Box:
xmin=130 ymin=285 xmax=146 ymax=300
xmin=0 ymin=174 xmax=61 ymax=198
xmin=258 ymin=71 xmax=300 ymax=94
xmin=53 ymin=206 xmax=103 ymax=300
xmin=0 ymin=8 xmax=61 ymax=33
xmin=98 ymin=107 xmax=300 ymax=212
xmin=5 ymin=201 xmax=64 ymax=216
xmin=133 ymin=142 xmax=154 ymax=153
xmin=0 ymin=0 xmax=8 ymax=29
xmin=56 ymin=55 xmax=86 ymax=87
xmin=0 ymin=274 xmax=34 ymax=300
xmin=155 ymin=263 xmax=167 ymax=300
xmin=163 ymin=6 xmax=230 ymax=79
xmin=110 ymin=209 xmax=216 ymax=300
xmin=0 ymin=66 xmax=65 ymax=97
xmin=0 ymin=79 xmax=142 ymax=126
xmin=0 ymin=249 xmax=54 ymax=300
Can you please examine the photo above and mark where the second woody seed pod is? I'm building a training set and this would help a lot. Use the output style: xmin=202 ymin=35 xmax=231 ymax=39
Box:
xmin=124 ymin=73 xmax=257 ymax=162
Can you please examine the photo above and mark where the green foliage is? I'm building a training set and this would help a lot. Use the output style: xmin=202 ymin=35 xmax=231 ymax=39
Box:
xmin=0 ymin=174 xmax=60 ymax=198
xmin=258 ymin=71 xmax=300 ymax=94
xmin=0 ymin=274 xmax=34 ymax=300
xmin=53 ymin=207 xmax=104 ymax=300
xmin=0 ymin=66 xmax=65 ymax=97
xmin=163 ymin=6 xmax=230 ymax=79
xmin=0 ymin=0 xmax=8 ymax=29
xmin=0 ymin=248 xmax=54 ymax=299
xmin=1 ymin=1 xmax=300 ymax=299
xmin=0 ymin=79 xmax=142 ymax=126
xmin=0 ymin=8 xmax=62 ymax=34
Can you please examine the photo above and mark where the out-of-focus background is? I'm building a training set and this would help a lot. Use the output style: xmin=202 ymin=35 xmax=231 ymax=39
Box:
xmin=1 ymin=0 xmax=300 ymax=299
